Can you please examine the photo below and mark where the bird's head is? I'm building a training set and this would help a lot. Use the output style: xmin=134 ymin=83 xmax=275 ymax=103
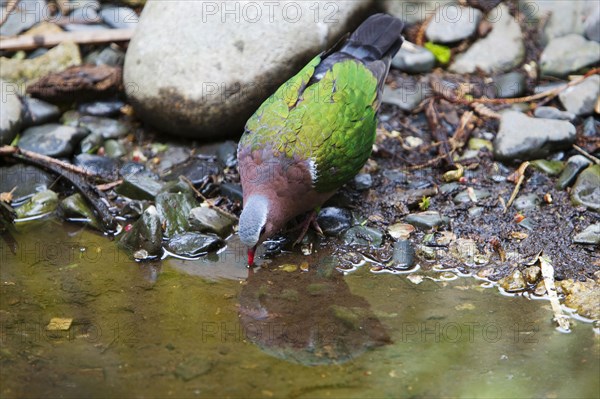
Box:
xmin=238 ymin=194 xmax=280 ymax=266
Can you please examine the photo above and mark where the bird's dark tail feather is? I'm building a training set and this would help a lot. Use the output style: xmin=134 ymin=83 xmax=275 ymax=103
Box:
xmin=341 ymin=13 xmax=404 ymax=62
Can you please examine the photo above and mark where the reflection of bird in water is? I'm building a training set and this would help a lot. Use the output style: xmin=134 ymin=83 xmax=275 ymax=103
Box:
xmin=238 ymin=256 xmax=391 ymax=366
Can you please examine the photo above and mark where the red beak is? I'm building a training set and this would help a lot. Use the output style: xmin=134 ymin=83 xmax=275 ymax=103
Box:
xmin=247 ymin=246 xmax=257 ymax=267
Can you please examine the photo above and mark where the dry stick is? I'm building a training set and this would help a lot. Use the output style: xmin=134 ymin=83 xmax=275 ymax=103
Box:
xmin=0 ymin=0 xmax=21 ymax=27
xmin=180 ymin=176 xmax=239 ymax=222
xmin=97 ymin=180 xmax=123 ymax=191
xmin=0 ymin=145 xmax=102 ymax=179
xmin=539 ymin=253 xmax=570 ymax=331
xmin=573 ymin=144 xmax=600 ymax=165
xmin=0 ymin=28 xmax=136 ymax=51
xmin=505 ymin=161 xmax=530 ymax=213
xmin=0 ymin=147 xmax=116 ymax=231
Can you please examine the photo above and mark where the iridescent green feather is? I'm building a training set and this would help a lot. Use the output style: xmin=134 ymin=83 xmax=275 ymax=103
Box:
xmin=241 ymin=54 xmax=379 ymax=193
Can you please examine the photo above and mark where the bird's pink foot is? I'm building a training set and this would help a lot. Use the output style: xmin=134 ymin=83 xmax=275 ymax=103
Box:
xmin=293 ymin=210 xmax=323 ymax=247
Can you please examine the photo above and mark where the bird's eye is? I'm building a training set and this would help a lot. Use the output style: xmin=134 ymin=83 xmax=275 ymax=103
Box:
xmin=260 ymin=225 xmax=266 ymax=236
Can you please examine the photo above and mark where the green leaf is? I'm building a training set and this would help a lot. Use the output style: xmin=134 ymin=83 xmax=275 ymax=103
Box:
xmin=424 ymin=42 xmax=452 ymax=65
xmin=10 ymin=133 xmax=20 ymax=147
xmin=418 ymin=196 xmax=431 ymax=211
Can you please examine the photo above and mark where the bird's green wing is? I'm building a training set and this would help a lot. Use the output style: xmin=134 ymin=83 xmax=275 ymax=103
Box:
xmin=242 ymin=55 xmax=379 ymax=193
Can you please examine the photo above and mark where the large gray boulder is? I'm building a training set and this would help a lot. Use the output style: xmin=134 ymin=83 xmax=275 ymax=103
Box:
xmin=124 ymin=0 xmax=374 ymax=140
xmin=449 ymin=4 xmax=524 ymax=74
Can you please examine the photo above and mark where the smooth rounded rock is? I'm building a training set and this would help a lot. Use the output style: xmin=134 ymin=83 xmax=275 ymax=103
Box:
xmin=59 ymin=193 xmax=100 ymax=229
xmin=317 ymin=207 xmax=353 ymax=236
xmin=0 ymin=79 xmax=23 ymax=145
xmin=15 ymin=190 xmax=58 ymax=219
xmin=540 ymin=34 xmax=600 ymax=78
xmin=405 ymin=211 xmax=449 ymax=230
xmin=353 ymin=173 xmax=373 ymax=190
xmin=573 ymin=223 xmax=600 ymax=245
xmin=21 ymin=97 xmax=60 ymax=127
xmin=493 ymin=111 xmax=576 ymax=162
xmin=391 ymin=240 xmax=416 ymax=270
xmin=118 ymin=205 xmax=163 ymax=258
xmin=558 ymin=75 xmax=600 ymax=116
xmin=189 ymin=206 xmax=235 ymax=238
xmin=425 ymin=5 xmax=482 ymax=43
xmin=450 ymin=4 xmax=524 ymax=74
xmin=556 ymin=155 xmax=592 ymax=190
xmin=74 ymin=153 xmax=119 ymax=179
xmin=18 ymin=124 xmax=88 ymax=157
xmin=123 ymin=1 xmax=372 ymax=139
xmin=166 ymin=232 xmax=224 ymax=257
xmin=78 ymin=100 xmax=125 ymax=117
xmin=571 ymin=165 xmax=600 ymax=212
xmin=391 ymin=41 xmax=435 ymax=74
xmin=533 ymin=106 xmax=575 ymax=121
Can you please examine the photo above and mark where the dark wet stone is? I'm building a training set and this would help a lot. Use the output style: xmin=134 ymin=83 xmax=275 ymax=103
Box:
xmin=530 ymin=159 xmax=564 ymax=176
xmin=103 ymin=139 xmax=126 ymax=158
xmin=79 ymin=131 xmax=104 ymax=154
xmin=156 ymin=145 xmax=191 ymax=173
xmin=558 ymin=75 xmax=600 ymax=116
xmin=391 ymin=240 xmax=415 ymax=270
xmin=220 ymin=182 xmax=243 ymax=202
xmin=353 ymin=173 xmax=372 ymax=191
xmin=21 ymin=97 xmax=60 ymax=127
xmin=556 ymin=155 xmax=592 ymax=190
xmin=439 ymin=182 xmax=460 ymax=194
xmin=100 ymin=6 xmax=138 ymax=29
xmin=216 ymin=140 xmax=238 ymax=168
xmin=453 ymin=189 xmax=491 ymax=204
xmin=188 ymin=207 xmax=235 ymax=237
xmin=119 ymin=162 xmax=156 ymax=179
xmin=163 ymin=157 xmax=220 ymax=185
xmin=573 ymin=223 xmax=600 ymax=245
xmin=26 ymin=48 xmax=48 ymax=59
xmin=78 ymin=115 xmax=130 ymax=139
xmin=317 ymin=207 xmax=353 ymax=236
xmin=493 ymin=111 xmax=576 ymax=162
xmin=155 ymin=192 xmax=198 ymax=237
xmin=74 ymin=154 xmax=119 ymax=179
xmin=159 ymin=177 xmax=194 ymax=195
xmin=513 ymin=194 xmax=539 ymax=211
xmin=18 ymin=124 xmax=88 ymax=158
xmin=121 ymin=200 xmax=148 ymax=219
xmin=391 ymin=41 xmax=435 ymax=74
xmin=78 ymin=100 xmax=125 ymax=117
xmin=571 ymin=165 xmax=600 ymax=212
xmin=583 ymin=117 xmax=599 ymax=138
xmin=405 ymin=211 xmax=449 ymax=230
xmin=116 ymin=175 xmax=164 ymax=200
xmin=84 ymin=44 xmax=125 ymax=66
xmin=58 ymin=193 xmax=100 ymax=230
xmin=166 ymin=232 xmax=224 ymax=257
xmin=0 ymin=165 xmax=54 ymax=203
xmin=15 ymin=190 xmax=58 ymax=219
xmin=383 ymin=169 xmax=408 ymax=184
xmin=533 ymin=106 xmax=575 ymax=121
xmin=342 ymin=226 xmax=383 ymax=248
xmin=118 ymin=206 xmax=163 ymax=258
xmin=491 ymin=72 xmax=526 ymax=98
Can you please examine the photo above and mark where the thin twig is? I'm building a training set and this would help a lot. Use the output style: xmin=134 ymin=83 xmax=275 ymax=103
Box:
xmin=0 ymin=146 xmax=102 ymax=179
xmin=0 ymin=0 xmax=21 ymax=27
xmin=96 ymin=180 xmax=123 ymax=191
xmin=180 ymin=176 xmax=239 ymax=221
xmin=573 ymin=144 xmax=600 ymax=165
xmin=539 ymin=253 xmax=570 ymax=331
xmin=0 ymin=28 xmax=136 ymax=51
xmin=505 ymin=161 xmax=529 ymax=212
